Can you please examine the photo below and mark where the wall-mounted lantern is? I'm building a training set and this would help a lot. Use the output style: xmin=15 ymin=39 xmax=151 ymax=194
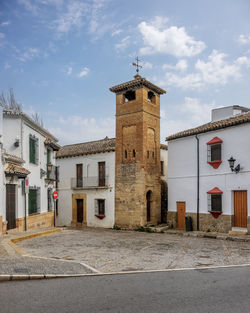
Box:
xmin=47 ymin=164 xmax=53 ymax=172
xmin=228 ymin=156 xmax=240 ymax=173
xmin=40 ymin=168 xmax=46 ymax=178
xmin=14 ymin=137 xmax=20 ymax=147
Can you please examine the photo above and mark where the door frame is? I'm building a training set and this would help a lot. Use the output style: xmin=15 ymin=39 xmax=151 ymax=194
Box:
xmin=72 ymin=193 xmax=87 ymax=226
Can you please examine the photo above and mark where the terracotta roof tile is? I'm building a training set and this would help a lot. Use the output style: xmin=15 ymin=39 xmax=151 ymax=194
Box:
xmin=5 ymin=163 xmax=30 ymax=177
xmin=166 ymin=112 xmax=250 ymax=141
xmin=57 ymin=137 xmax=168 ymax=158
xmin=110 ymin=75 xmax=166 ymax=95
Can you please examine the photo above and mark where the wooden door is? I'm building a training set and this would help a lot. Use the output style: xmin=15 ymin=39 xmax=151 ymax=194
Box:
xmin=177 ymin=201 xmax=186 ymax=230
xmin=98 ymin=162 xmax=105 ymax=186
xmin=234 ymin=191 xmax=247 ymax=228
xmin=76 ymin=199 xmax=83 ymax=223
xmin=6 ymin=184 xmax=16 ymax=230
xmin=76 ymin=164 xmax=83 ymax=187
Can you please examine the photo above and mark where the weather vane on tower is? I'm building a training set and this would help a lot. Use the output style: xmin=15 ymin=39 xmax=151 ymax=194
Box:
xmin=132 ymin=57 xmax=142 ymax=74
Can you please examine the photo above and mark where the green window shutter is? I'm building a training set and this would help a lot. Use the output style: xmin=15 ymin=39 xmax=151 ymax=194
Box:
xmin=29 ymin=137 xmax=36 ymax=164
xmin=28 ymin=189 xmax=37 ymax=214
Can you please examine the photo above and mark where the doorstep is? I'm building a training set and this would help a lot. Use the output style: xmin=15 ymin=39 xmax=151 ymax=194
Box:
xmin=229 ymin=227 xmax=248 ymax=236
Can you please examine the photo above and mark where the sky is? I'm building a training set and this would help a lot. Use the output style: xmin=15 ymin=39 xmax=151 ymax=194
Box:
xmin=1 ymin=0 xmax=250 ymax=145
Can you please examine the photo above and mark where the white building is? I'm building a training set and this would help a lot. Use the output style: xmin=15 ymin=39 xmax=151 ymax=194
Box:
xmin=56 ymin=137 xmax=168 ymax=228
xmin=1 ymin=109 xmax=60 ymax=234
xmin=166 ymin=105 xmax=250 ymax=233
xmin=0 ymin=107 xmax=4 ymax=234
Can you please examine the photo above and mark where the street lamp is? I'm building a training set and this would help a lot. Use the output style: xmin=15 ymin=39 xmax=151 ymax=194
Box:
xmin=228 ymin=156 xmax=240 ymax=173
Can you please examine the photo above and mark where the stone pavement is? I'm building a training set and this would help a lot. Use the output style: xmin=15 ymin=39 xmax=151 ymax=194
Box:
xmin=13 ymin=227 xmax=250 ymax=274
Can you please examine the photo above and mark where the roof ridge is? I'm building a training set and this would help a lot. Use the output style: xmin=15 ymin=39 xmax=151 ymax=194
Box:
xmin=61 ymin=137 xmax=116 ymax=148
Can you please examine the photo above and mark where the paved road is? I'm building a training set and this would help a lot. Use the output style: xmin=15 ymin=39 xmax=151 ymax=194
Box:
xmin=0 ymin=266 xmax=250 ymax=313
xmin=17 ymin=228 xmax=250 ymax=273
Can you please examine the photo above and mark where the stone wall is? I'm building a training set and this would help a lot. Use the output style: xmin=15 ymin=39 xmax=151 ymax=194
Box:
xmin=167 ymin=211 xmax=246 ymax=233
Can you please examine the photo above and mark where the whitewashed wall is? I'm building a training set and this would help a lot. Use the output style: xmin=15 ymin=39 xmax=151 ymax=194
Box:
xmin=168 ymin=123 xmax=250 ymax=218
xmin=160 ymin=148 xmax=168 ymax=182
xmin=57 ymin=151 xmax=115 ymax=228
xmin=2 ymin=115 xmax=57 ymax=223
xmin=0 ymin=108 xmax=3 ymax=221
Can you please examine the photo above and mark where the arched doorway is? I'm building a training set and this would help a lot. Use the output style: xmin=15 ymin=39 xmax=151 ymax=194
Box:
xmin=161 ymin=180 xmax=168 ymax=223
xmin=146 ymin=190 xmax=152 ymax=222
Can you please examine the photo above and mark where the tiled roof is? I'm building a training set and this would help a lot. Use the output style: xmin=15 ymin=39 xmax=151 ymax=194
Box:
xmin=166 ymin=112 xmax=250 ymax=141
xmin=3 ymin=153 xmax=25 ymax=164
xmin=57 ymin=137 xmax=168 ymax=158
xmin=5 ymin=163 xmax=30 ymax=178
xmin=110 ymin=75 xmax=166 ymax=95
xmin=56 ymin=138 xmax=116 ymax=158
xmin=44 ymin=137 xmax=61 ymax=151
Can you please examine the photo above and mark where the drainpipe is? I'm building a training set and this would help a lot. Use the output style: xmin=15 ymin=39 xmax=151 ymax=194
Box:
xmin=195 ymin=135 xmax=200 ymax=231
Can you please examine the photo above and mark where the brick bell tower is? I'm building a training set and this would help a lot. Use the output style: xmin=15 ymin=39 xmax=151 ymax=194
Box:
xmin=110 ymin=74 xmax=166 ymax=228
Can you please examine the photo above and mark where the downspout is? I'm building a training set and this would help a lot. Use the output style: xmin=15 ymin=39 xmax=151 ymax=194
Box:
xmin=195 ymin=135 xmax=200 ymax=231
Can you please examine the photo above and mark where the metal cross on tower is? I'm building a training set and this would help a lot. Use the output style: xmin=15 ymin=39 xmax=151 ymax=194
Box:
xmin=132 ymin=57 xmax=142 ymax=74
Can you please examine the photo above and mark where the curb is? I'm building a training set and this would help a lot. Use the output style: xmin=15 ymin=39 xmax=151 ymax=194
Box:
xmin=1 ymin=263 xmax=250 ymax=282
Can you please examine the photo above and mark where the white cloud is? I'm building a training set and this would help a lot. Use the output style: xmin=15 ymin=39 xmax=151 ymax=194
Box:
xmin=115 ymin=36 xmax=130 ymax=51
xmin=0 ymin=21 xmax=11 ymax=27
xmin=78 ymin=67 xmax=89 ymax=78
xmin=67 ymin=66 xmax=72 ymax=75
xmin=238 ymin=34 xmax=250 ymax=45
xmin=236 ymin=56 xmax=250 ymax=68
xmin=138 ymin=18 xmax=205 ymax=57
xmin=161 ymin=97 xmax=218 ymax=140
xmin=111 ymin=29 xmax=122 ymax=36
xmin=159 ymin=50 xmax=243 ymax=89
xmin=17 ymin=0 xmax=40 ymax=15
xmin=162 ymin=59 xmax=187 ymax=72
xmin=53 ymin=1 xmax=89 ymax=34
xmin=19 ymin=48 xmax=39 ymax=62
xmin=142 ymin=61 xmax=153 ymax=69
xmin=49 ymin=115 xmax=115 ymax=145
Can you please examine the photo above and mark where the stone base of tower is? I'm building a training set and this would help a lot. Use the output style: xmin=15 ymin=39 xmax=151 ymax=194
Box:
xmin=115 ymin=164 xmax=161 ymax=229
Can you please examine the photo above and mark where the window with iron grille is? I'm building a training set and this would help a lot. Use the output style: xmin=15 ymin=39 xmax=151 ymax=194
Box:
xmin=208 ymin=194 xmax=222 ymax=212
xmin=95 ymin=199 xmax=105 ymax=217
xmin=47 ymin=188 xmax=53 ymax=211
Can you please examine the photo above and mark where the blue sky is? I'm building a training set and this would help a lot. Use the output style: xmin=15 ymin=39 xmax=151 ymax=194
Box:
xmin=1 ymin=0 xmax=250 ymax=145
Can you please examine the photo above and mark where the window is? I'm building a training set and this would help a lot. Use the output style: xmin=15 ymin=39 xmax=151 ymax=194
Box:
xmin=28 ymin=187 xmax=40 ymax=215
xmin=207 ymin=137 xmax=223 ymax=169
xmin=95 ymin=199 xmax=105 ymax=219
xmin=152 ymin=151 xmax=155 ymax=158
xmin=125 ymin=150 xmax=127 ymax=159
xmin=161 ymin=161 xmax=164 ymax=176
xmin=29 ymin=135 xmax=38 ymax=164
xmin=207 ymin=187 xmax=223 ymax=218
xmin=133 ymin=149 xmax=136 ymax=158
xmin=98 ymin=162 xmax=105 ymax=187
xmin=147 ymin=150 xmax=149 ymax=158
xmin=124 ymin=90 xmax=136 ymax=102
xmin=76 ymin=164 xmax=83 ymax=187
xmin=147 ymin=91 xmax=155 ymax=103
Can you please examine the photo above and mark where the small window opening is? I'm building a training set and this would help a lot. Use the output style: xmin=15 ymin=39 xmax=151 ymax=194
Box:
xmin=147 ymin=151 xmax=149 ymax=158
xmin=152 ymin=151 xmax=155 ymax=158
xmin=161 ymin=161 xmax=164 ymax=176
xmin=133 ymin=149 xmax=136 ymax=158
xmin=124 ymin=90 xmax=136 ymax=102
xmin=125 ymin=150 xmax=127 ymax=159
xmin=148 ymin=91 xmax=155 ymax=102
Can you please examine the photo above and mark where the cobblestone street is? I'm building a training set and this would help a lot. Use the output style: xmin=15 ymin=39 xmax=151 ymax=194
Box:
xmin=15 ymin=228 xmax=250 ymax=274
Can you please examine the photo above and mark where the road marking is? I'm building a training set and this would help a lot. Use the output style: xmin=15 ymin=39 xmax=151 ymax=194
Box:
xmin=22 ymin=254 xmax=100 ymax=273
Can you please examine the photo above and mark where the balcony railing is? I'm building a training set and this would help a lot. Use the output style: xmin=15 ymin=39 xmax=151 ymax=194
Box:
xmin=71 ymin=176 xmax=109 ymax=189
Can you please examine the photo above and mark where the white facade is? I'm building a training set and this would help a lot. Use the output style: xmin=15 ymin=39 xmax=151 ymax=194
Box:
xmin=57 ymin=151 xmax=115 ymax=228
xmin=1 ymin=110 xmax=59 ymax=233
xmin=0 ymin=108 xmax=3 ymax=225
xmin=167 ymin=107 xmax=250 ymax=232
xmin=57 ymin=143 xmax=168 ymax=229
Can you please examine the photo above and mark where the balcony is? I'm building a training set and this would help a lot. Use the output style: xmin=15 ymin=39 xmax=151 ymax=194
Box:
xmin=71 ymin=176 xmax=109 ymax=190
